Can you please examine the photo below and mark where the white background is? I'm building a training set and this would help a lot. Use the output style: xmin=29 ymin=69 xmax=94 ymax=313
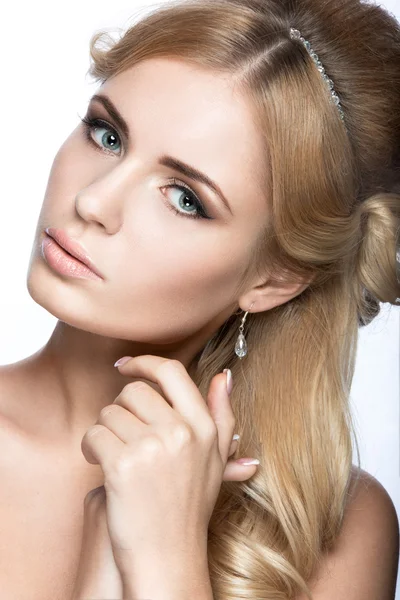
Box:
xmin=0 ymin=0 xmax=399 ymax=595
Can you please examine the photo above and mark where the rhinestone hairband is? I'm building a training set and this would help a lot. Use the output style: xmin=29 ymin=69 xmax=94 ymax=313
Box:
xmin=289 ymin=28 xmax=346 ymax=129
xmin=290 ymin=28 xmax=400 ymax=305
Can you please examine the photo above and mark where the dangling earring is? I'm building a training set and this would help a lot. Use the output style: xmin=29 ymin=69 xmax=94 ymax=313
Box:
xmin=234 ymin=301 xmax=255 ymax=359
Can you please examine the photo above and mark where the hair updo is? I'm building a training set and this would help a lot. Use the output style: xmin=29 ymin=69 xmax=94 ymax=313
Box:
xmin=86 ymin=0 xmax=400 ymax=597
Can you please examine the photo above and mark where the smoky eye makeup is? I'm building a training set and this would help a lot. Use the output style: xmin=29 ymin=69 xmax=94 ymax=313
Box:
xmin=81 ymin=94 xmax=234 ymax=217
xmin=78 ymin=110 xmax=213 ymax=221
xmin=80 ymin=111 xmax=121 ymax=151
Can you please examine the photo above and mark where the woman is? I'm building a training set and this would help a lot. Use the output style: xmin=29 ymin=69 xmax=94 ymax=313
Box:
xmin=0 ymin=0 xmax=399 ymax=598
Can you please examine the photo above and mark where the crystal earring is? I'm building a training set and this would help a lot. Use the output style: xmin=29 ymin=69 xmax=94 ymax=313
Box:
xmin=234 ymin=301 xmax=255 ymax=359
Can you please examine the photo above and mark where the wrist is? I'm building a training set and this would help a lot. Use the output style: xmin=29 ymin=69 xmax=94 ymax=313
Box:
xmin=120 ymin=554 xmax=212 ymax=600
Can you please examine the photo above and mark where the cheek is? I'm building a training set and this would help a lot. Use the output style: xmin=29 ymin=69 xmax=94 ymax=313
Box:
xmin=127 ymin=222 xmax=246 ymax=293
xmin=107 ymin=227 xmax=250 ymax=336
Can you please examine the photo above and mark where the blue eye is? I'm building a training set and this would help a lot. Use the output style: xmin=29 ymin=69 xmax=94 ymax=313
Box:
xmin=80 ymin=115 xmax=122 ymax=154
xmin=79 ymin=114 xmax=212 ymax=221
xmin=162 ymin=179 xmax=211 ymax=220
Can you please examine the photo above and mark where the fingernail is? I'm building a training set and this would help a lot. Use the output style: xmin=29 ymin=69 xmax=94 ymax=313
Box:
xmin=232 ymin=433 xmax=240 ymax=441
xmin=223 ymin=368 xmax=233 ymax=395
xmin=236 ymin=457 xmax=260 ymax=466
xmin=114 ymin=356 xmax=132 ymax=367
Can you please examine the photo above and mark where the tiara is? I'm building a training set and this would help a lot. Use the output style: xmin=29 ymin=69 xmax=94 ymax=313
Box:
xmin=289 ymin=27 xmax=346 ymax=129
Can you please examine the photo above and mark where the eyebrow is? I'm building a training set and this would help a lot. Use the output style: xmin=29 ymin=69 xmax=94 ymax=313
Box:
xmin=88 ymin=94 xmax=233 ymax=215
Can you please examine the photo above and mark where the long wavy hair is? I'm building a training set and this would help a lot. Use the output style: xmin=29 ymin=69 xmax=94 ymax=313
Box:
xmin=86 ymin=0 xmax=400 ymax=597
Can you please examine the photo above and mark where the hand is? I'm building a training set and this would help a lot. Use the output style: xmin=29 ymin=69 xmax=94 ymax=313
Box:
xmin=73 ymin=429 xmax=243 ymax=599
xmin=70 ymin=485 xmax=123 ymax=600
xmin=80 ymin=356 xmax=260 ymax=579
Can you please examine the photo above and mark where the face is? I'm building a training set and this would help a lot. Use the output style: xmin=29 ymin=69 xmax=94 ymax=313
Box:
xmin=26 ymin=57 xmax=268 ymax=349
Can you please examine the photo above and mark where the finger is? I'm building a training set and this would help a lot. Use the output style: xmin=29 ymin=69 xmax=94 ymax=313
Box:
xmin=81 ymin=425 xmax=123 ymax=474
xmin=206 ymin=371 xmax=236 ymax=464
xmin=115 ymin=355 xmax=211 ymax=428
xmin=228 ymin=437 xmax=239 ymax=457
xmin=113 ymin=381 xmax=176 ymax=426
xmin=96 ymin=403 xmax=146 ymax=443
xmin=222 ymin=458 xmax=260 ymax=482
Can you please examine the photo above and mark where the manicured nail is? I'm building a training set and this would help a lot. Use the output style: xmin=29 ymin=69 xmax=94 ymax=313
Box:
xmin=236 ymin=457 xmax=260 ymax=466
xmin=223 ymin=368 xmax=233 ymax=395
xmin=232 ymin=433 xmax=240 ymax=441
xmin=114 ymin=356 xmax=132 ymax=367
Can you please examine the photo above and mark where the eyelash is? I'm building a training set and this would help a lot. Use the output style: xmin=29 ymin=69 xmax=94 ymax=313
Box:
xmin=79 ymin=114 xmax=212 ymax=221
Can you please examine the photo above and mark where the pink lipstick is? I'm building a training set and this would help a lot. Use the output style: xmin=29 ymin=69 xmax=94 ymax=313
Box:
xmin=41 ymin=228 xmax=103 ymax=281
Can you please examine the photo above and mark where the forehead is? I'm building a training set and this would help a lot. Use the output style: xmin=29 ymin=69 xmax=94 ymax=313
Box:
xmin=98 ymin=57 xmax=268 ymax=216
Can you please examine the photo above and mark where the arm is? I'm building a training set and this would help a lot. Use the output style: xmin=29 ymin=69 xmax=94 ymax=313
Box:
xmin=71 ymin=486 xmax=123 ymax=600
xmin=120 ymin=546 xmax=214 ymax=600
xmin=121 ymin=467 xmax=397 ymax=600
xmin=296 ymin=467 xmax=399 ymax=599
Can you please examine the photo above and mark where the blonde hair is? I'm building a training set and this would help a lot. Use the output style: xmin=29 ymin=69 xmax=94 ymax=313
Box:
xmin=86 ymin=0 xmax=400 ymax=597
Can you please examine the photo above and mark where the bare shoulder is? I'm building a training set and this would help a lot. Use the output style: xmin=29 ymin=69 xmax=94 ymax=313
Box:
xmin=297 ymin=466 xmax=399 ymax=599
xmin=0 ymin=362 xmax=22 ymax=422
xmin=0 ymin=354 xmax=40 ymax=421
xmin=0 ymin=358 xmax=42 ymax=438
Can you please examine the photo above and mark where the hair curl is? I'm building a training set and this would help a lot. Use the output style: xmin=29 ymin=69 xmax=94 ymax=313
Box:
xmin=86 ymin=0 xmax=400 ymax=597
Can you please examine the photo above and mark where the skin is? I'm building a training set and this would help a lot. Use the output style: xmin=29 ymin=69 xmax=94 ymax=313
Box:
xmin=23 ymin=56 xmax=308 ymax=444
xmin=0 ymin=56 xmax=310 ymax=598
xmin=1 ymin=56 xmax=397 ymax=600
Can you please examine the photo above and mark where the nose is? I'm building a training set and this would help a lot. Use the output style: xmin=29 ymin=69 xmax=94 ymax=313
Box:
xmin=75 ymin=159 xmax=142 ymax=232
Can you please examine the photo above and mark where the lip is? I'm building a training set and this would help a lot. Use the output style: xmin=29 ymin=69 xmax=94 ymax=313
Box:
xmin=44 ymin=227 xmax=104 ymax=279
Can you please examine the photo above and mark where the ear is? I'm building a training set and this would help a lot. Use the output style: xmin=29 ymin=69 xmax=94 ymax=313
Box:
xmin=237 ymin=271 xmax=314 ymax=314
